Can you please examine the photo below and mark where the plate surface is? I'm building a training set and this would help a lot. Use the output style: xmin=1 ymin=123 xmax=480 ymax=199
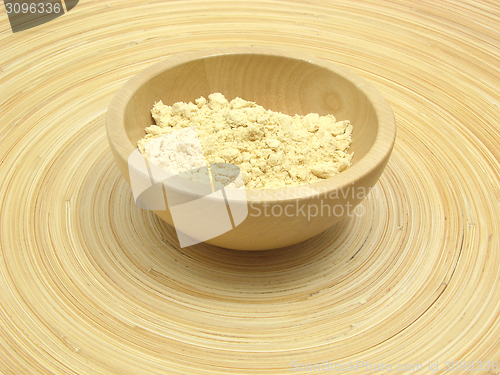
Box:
xmin=1 ymin=1 xmax=499 ymax=374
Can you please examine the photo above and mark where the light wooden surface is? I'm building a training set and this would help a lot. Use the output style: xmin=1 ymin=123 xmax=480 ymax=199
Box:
xmin=1 ymin=0 xmax=500 ymax=374
xmin=106 ymin=48 xmax=396 ymax=249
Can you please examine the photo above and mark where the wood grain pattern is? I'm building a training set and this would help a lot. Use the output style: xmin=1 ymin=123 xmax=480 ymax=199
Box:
xmin=1 ymin=0 xmax=500 ymax=374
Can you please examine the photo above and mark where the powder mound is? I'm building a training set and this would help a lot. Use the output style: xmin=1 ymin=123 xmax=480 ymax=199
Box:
xmin=138 ymin=93 xmax=353 ymax=189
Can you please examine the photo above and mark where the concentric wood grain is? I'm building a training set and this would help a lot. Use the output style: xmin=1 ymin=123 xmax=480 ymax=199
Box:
xmin=1 ymin=0 xmax=500 ymax=374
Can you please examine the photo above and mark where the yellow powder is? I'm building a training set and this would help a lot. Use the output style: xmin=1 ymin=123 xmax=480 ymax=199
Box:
xmin=138 ymin=93 xmax=353 ymax=189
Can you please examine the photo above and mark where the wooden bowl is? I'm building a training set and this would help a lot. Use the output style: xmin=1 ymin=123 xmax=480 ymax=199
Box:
xmin=106 ymin=48 xmax=396 ymax=250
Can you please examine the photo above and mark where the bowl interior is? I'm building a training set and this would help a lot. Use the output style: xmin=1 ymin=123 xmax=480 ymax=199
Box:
xmin=123 ymin=54 xmax=378 ymax=169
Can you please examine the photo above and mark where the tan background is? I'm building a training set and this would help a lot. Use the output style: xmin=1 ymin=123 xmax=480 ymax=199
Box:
xmin=1 ymin=0 xmax=500 ymax=374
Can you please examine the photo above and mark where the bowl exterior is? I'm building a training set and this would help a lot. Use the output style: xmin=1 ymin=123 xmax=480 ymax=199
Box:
xmin=154 ymin=158 xmax=388 ymax=250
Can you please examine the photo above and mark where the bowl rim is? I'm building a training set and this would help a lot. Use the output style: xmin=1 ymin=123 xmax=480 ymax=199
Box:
xmin=106 ymin=47 xmax=396 ymax=202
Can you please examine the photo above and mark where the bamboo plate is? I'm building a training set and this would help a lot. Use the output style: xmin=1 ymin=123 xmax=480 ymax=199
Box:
xmin=1 ymin=1 xmax=499 ymax=374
